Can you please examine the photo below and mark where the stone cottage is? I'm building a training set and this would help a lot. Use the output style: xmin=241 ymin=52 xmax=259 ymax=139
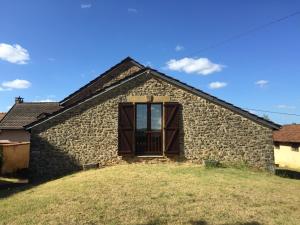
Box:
xmin=25 ymin=57 xmax=280 ymax=178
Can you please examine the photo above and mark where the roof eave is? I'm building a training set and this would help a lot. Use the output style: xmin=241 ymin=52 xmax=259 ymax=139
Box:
xmin=25 ymin=69 xmax=150 ymax=130
xmin=274 ymin=140 xmax=300 ymax=144
xmin=26 ymin=68 xmax=280 ymax=130
xmin=149 ymin=70 xmax=281 ymax=130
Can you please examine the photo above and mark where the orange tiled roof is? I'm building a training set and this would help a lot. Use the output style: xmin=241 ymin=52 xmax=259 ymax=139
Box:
xmin=273 ymin=124 xmax=300 ymax=143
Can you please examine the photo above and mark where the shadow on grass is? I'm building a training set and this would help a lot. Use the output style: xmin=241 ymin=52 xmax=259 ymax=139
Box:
xmin=0 ymin=130 xmax=88 ymax=199
xmin=0 ymin=104 xmax=186 ymax=199
xmin=0 ymin=169 xmax=79 ymax=199
xmin=0 ymin=180 xmax=40 ymax=199
xmin=275 ymin=168 xmax=300 ymax=180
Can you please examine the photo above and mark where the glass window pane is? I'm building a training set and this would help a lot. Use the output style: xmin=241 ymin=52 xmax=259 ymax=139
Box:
xmin=136 ymin=104 xmax=147 ymax=130
xmin=151 ymin=104 xmax=162 ymax=131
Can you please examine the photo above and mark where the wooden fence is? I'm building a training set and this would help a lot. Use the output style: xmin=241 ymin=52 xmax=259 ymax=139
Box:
xmin=0 ymin=142 xmax=30 ymax=175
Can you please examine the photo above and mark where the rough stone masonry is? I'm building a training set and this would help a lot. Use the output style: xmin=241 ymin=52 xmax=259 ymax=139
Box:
xmin=29 ymin=72 xmax=274 ymax=178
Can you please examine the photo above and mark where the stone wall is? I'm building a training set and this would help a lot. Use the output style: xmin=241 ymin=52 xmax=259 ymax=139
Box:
xmin=29 ymin=73 xmax=274 ymax=178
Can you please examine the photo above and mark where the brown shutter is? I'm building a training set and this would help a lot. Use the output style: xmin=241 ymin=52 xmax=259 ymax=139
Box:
xmin=118 ymin=103 xmax=134 ymax=154
xmin=164 ymin=103 xmax=180 ymax=154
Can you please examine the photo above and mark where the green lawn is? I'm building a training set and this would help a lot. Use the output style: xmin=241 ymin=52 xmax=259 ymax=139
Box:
xmin=0 ymin=163 xmax=300 ymax=225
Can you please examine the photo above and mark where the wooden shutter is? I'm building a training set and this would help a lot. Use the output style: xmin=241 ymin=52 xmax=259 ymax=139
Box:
xmin=164 ymin=103 xmax=180 ymax=154
xmin=118 ymin=103 xmax=134 ymax=154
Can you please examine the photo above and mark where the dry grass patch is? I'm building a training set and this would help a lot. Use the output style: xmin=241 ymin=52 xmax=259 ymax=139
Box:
xmin=0 ymin=163 xmax=300 ymax=225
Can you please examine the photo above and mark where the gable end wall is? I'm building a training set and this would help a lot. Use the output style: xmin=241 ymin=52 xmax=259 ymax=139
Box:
xmin=30 ymin=73 xmax=274 ymax=178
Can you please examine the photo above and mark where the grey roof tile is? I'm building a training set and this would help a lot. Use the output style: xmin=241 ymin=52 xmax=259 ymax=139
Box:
xmin=0 ymin=102 xmax=61 ymax=129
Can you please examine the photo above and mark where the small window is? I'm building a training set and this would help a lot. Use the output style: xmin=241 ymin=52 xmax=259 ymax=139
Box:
xmin=274 ymin=142 xmax=280 ymax=149
xmin=291 ymin=143 xmax=299 ymax=152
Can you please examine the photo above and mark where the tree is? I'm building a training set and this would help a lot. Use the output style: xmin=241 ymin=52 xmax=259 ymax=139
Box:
xmin=262 ymin=114 xmax=271 ymax=121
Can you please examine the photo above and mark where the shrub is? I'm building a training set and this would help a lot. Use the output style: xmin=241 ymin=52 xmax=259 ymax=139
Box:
xmin=203 ymin=159 xmax=221 ymax=168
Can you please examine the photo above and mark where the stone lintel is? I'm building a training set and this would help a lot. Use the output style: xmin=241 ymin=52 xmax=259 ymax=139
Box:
xmin=127 ymin=95 xmax=170 ymax=103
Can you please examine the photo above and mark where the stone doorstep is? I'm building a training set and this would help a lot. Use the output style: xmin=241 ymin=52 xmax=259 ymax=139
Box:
xmin=133 ymin=155 xmax=169 ymax=164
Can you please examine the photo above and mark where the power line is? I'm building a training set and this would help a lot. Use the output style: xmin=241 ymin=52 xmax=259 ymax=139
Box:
xmin=243 ymin=108 xmax=300 ymax=117
xmin=186 ymin=10 xmax=300 ymax=56
xmin=181 ymin=11 xmax=300 ymax=118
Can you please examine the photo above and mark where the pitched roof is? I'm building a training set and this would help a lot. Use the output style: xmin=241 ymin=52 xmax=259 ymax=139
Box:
xmin=273 ymin=124 xmax=300 ymax=143
xmin=150 ymin=69 xmax=280 ymax=129
xmin=0 ymin=113 xmax=6 ymax=121
xmin=26 ymin=65 xmax=280 ymax=130
xmin=60 ymin=57 xmax=144 ymax=107
xmin=0 ymin=102 xmax=61 ymax=129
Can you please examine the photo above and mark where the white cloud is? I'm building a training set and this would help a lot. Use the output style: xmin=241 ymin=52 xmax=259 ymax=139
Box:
xmin=1 ymin=79 xmax=31 ymax=89
xmin=0 ymin=43 xmax=30 ymax=64
xmin=175 ymin=45 xmax=184 ymax=52
xmin=33 ymin=99 xmax=56 ymax=102
xmin=81 ymin=4 xmax=91 ymax=9
xmin=128 ymin=8 xmax=138 ymax=13
xmin=166 ymin=57 xmax=224 ymax=75
xmin=33 ymin=95 xmax=56 ymax=102
xmin=255 ymin=80 xmax=268 ymax=88
xmin=276 ymin=104 xmax=296 ymax=109
xmin=209 ymin=81 xmax=227 ymax=89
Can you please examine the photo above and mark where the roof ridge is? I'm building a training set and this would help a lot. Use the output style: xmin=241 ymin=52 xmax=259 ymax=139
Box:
xmin=20 ymin=102 xmax=59 ymax=104
xmin=59 ymin=56 xmax=145 ymax=105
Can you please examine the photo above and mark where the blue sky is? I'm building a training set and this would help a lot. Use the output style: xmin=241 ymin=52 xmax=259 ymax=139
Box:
xmin=0 ymin=0 xmax=299 ymax=124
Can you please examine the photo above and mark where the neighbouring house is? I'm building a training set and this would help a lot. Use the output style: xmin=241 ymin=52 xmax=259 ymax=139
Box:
xmin=273 ymin=124 xmax=300 ymax=170
xmin=25 ymin=57 xmax=280 ymax=178
xmin=0 ymin=97 xmax=61 ymax=143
